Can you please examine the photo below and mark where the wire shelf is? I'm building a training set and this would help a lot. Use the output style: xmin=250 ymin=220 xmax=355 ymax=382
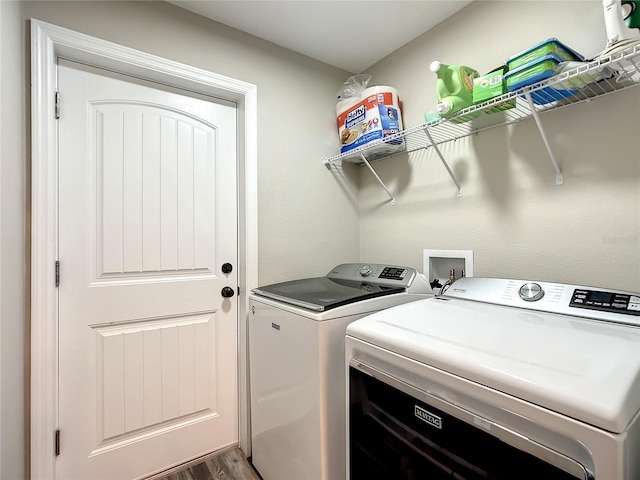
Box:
xmin=323 ymin=43 xmax=640 ymax=167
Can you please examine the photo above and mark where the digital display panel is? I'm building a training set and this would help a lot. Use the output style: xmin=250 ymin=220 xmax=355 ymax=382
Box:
xmin=588 ymin=291 xmax=613 ymax=303
xmin=380 ymin=267 xmax=406 ymax=280
xmin=570 ymin=289 xmax=639 ymax=318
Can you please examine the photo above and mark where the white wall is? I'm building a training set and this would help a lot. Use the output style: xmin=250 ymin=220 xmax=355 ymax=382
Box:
xmin=359 ymin=0 xmax=640 ymax=291
xmin=1 ymin=2 xmax=28 ymax=479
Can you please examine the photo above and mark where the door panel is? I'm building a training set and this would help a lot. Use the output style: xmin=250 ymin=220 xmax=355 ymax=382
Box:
xmin=57 ymin=59 xmax=238 ymax=479
xmin=94 ymin=104 xmax=217 ymax=280
xmin=94 ymin=313 xmax=218 ymax=442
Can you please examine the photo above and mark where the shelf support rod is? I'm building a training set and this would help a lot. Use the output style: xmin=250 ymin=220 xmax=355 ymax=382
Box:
xmin=423 ymin=127 xmax=462 ymax=197
xmin=359 ymin=152 xmax=395 ymax=205
xmin=524 ymin=92 xmax=564 ymax=185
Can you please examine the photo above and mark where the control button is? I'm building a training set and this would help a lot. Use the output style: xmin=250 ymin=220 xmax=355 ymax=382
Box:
xmin=359 ymin=265 xmax=372 ymax=277
xmin=519 ymin=283 xmax=544 ymax=302
xmin=612 ymin=303 xmax=626 ymax=309
xmin=630 ymin=296 xmax=640 ymax=303
xmin=573 ymin=299 xmax=584 ymax=304
xmin=629 ymin=303 xmax=640 ymax=311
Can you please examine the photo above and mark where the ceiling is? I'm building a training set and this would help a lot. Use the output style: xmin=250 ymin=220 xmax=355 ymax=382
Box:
xmin=169 ymin=1 xmax=473 ymax=73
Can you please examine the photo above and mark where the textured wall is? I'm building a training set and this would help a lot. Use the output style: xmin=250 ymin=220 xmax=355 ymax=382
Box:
xmin=1 ymin=2 xmax=28 ymax=479
xmin=359 ymin=1 xmax=640 ymax=291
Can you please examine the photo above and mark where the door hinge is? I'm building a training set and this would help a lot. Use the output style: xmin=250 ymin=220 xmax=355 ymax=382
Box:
xmin=55 ymin=261 xmax=60 ymax=287
xmin=55 ymin=92 xmax=60 ymax=119
xmin=55 ymin=429 xmax=61 ymax=456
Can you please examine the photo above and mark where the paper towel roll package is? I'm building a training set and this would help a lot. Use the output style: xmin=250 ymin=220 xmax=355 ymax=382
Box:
xmin=336 ymin=86 xmax=405 ymax=156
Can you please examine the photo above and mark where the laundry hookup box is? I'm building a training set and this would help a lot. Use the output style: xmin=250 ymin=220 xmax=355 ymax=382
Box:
xmin=336 ymin=86 xmax=405 ymax=156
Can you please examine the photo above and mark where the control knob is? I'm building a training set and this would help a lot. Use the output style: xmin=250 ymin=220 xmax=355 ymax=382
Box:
xmin=519 ymin=283 xmax=544 ymax=302
xmin=359 ymin=265 xmax=372 ymax=277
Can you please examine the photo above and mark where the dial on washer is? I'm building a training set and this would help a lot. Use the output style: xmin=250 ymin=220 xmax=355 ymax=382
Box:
xmin=359 ymin=265 xmax=372 ymax=277
xmin=519 ymin=282 xmax=544 ymax=302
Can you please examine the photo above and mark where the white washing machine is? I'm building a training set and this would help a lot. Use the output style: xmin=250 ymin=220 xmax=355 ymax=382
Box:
xmin=248 ymin=263 xmax=433 ymax=480
xmin=346 ymin=277 xmax=640 ymax=479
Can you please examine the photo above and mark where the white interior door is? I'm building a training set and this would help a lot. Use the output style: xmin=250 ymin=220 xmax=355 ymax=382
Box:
xmin=57 ymin=59 xmax=238 ymax=479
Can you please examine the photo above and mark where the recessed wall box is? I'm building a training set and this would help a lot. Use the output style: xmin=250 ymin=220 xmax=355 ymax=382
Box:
xmin=423 ymin=249 xmax=474 ymax=294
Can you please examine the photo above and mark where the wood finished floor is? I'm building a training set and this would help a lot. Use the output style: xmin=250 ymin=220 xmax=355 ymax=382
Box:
xmin=150 ymin=448 xmax=261 ymax=480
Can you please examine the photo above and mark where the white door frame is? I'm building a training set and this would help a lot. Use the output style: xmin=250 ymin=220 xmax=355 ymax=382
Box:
xmin=30 ymin=19 xmax=258 ymax=479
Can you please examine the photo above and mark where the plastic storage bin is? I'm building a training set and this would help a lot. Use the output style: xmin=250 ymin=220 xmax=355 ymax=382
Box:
xmin=504 ymin=53 xmax=578 ymax=105
xmin=504 ymin=38 xmax=584 ymax=105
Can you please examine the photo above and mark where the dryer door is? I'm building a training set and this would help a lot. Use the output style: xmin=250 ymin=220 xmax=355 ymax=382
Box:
xmin=349 ymin=363 xmax=593 ymax=480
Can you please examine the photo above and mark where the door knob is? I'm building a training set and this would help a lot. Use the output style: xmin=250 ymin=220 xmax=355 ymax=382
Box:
xmin=222 ymin=263 xmax=233 ymax=274
xmin=221 ymin=286 xmax=235 ymax=298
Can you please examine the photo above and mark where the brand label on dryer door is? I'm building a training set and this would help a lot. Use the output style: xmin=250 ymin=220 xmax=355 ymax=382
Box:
xmin=415 ymin=405 xmax=442 ymax=429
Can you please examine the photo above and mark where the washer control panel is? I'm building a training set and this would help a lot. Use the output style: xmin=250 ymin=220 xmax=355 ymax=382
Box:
xmin=328 ymin=263 xmax=417 ymax=288
xmin=570 ymin=289 xmax=640 ymax=316
xmin=357 ymin=264 xmax=408 ymax=280
xmin=443 ymin=277 xmax=640 ymax=326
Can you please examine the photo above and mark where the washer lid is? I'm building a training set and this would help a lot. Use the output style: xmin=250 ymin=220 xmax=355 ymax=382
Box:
xmin=346 ymin=294 xmax=640 ymax=434
xmin=251 ymin=277 xmax=405 ymax=311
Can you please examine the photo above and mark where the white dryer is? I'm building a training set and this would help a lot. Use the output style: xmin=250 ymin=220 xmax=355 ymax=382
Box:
xmin=346 ymin=277 xmax=640 ymax=479
xmin=249 ymin=263 xmax=433 ymax=480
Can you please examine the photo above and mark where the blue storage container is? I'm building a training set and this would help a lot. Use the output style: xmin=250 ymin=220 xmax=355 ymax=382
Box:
xmin=504 ymin=53 xmax=578 ymax=105
xmin=506 ymin=38 xmax=584 ymax=71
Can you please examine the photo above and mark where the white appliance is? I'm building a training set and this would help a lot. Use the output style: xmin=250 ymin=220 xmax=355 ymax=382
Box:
xmin=346 ymin=277 xmax=640 ymax=479
xmin=249 ymin=263 xmax=433 ymax=480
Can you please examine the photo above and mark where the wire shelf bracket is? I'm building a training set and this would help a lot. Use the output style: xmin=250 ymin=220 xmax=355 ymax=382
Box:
xmin=423 ymin=126 xmax=462 ymax=197
xmin=359 ymin=152 xmax=396 ymax=205
xmin=524 ymin=91 xmax=564 ymax=185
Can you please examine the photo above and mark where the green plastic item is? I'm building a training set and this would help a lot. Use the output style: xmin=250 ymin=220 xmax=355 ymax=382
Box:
xmin=506 ymin=38 xmax=583 ymax=71
xmin=624 ymin=0 xmax=640 ymax=29
xmin=430 ymin=61 xmax=480 ymax=123
xmin=505 ymin=57 xmax=559 ymax=90
xmin=473 ymin=67 xmax=507 ymax=104
xmin=484 ymin=98 xmax=516 ymax=115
